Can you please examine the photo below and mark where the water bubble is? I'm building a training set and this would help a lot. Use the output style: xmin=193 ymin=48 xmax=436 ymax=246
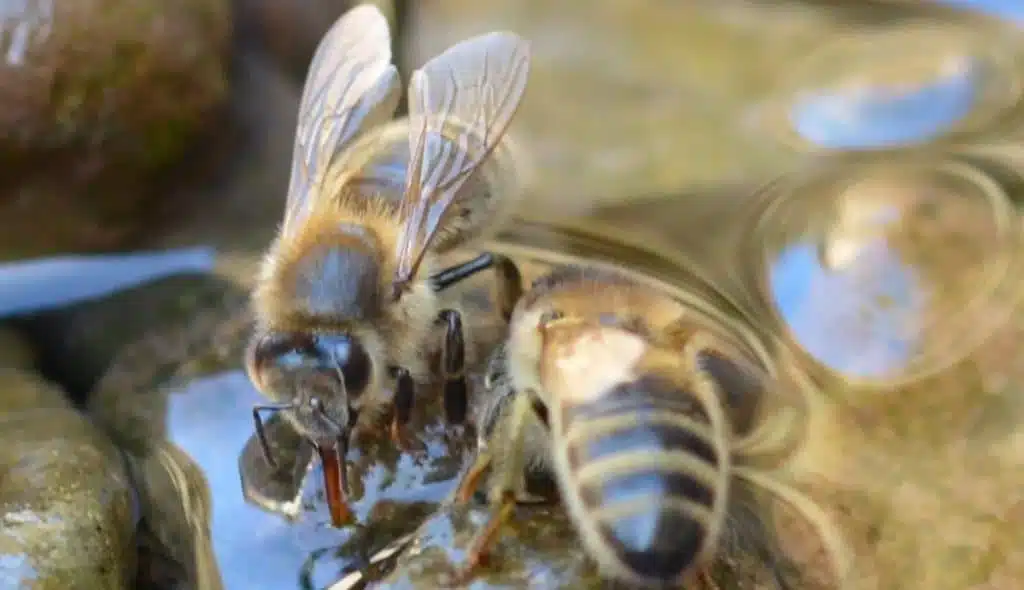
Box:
xmin=755 ymin=23 xmax=1024 ymax=151
xmin=735 ymin=153 xmax=1023 ymax=387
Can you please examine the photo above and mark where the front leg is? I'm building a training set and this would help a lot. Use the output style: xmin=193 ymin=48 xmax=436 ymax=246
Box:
xmin=388 ymin=366 xmax=415 ymax=450
xmin=438 ymin=309 xmax=468 ymax=425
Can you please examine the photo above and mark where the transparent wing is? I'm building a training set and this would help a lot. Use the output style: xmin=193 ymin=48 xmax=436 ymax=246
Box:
xmin=392 ymin=32 xmax=531 ymax=290
xmin=282 ymin=4 xmax=401 ymax=236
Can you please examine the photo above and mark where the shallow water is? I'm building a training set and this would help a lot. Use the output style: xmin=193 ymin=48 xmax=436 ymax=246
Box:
xmin=0 ymin=247 xmax=216 ymax=318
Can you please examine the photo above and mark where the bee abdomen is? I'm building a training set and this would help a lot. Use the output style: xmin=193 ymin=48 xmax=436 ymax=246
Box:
xmin=561 ymin=375 xmax=723 ymax=583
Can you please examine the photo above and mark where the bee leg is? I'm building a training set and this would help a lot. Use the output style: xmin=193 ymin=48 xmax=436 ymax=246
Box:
xmin=388 ymin=366 xmax=415 ymax=450
xmin=438 ymin=309 xmax=468 ymax=426
xmin=450 ymin=393 xmax=533 ymax=583
xmin=492 ymin=254 xmax=523 ymax=322
xmin=455 ymin=448 xmax=493 ymax=504
xmin=447 ymin=490 xmax=517 ymax=586
xmin=251 ymin=403 xmax=295 ymax=469
xmin=428 ymin=252 xmax=523 ymax=321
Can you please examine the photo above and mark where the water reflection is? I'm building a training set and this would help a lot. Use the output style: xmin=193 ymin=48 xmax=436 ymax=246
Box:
xmin=770 ymin=237 xmax=923 ymax=380
xmin=166 ymin=371 xmax=342 ymax=589
xmin=790 ymin=55 xmax=980 ymax=149
xmin=932 ymin=0 xmax=1024 ymax=24
xmin=736 ymin=152 xmax=1022 ymax=387
xmin=164 ymin=369 xmax=470 ymax=589
xmin=760 ymin=22 xmax=1023 ymax=151
xmin=0 ymin=247 xmax=216 ymax=318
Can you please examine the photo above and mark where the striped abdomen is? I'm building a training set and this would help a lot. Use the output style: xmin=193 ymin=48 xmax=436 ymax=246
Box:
xmin=557 ymin=373 xmax=727 ymax=585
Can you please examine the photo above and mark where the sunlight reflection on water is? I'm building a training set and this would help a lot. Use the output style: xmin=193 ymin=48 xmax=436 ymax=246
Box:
xmin=0 ymin=247 xmax=216 ymax=318
xmin=933 ymin=0 xmax=1024 ymax=23
xmin=790 ymin=56 xmax=980 ymax=149
xmin=769 ymin=240 xmax=923 ymax=380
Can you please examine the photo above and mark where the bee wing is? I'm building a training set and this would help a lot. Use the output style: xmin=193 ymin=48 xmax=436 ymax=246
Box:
xmin=282 ymin=4 xmax=401 ymax=236
xmin=392 ymin=32 xmax=531 ymax=289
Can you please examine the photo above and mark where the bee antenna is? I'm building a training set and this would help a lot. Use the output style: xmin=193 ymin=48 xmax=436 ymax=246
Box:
xmin=252 ymin=403 xmax=295 ymax=468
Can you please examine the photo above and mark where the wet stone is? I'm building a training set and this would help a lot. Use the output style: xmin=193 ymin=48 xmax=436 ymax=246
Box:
xmin=0 ymin=326 xmax=36 ymax=371
xmin=0 ymin=365 xmax=137 ymax=590
xmin=18 ymin=272 xmax=247 ymax=406
xmin=408 ymin=0 xmax=1024 ymax=220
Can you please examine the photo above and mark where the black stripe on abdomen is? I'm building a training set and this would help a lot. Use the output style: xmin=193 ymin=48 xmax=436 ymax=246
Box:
xmin=562 ymin=375 xmax=721 ymax=582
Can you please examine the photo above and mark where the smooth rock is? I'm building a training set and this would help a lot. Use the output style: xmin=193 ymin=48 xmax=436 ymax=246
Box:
xmin=0 ymin=0 xmax=231 ymax=259
xmin=0 ymin=367 xmax=136 ymax=590
xmin=17 ymin=273 xmax=247 ymax=405
xmin=0 ymin=326 xmax=35 ymax=371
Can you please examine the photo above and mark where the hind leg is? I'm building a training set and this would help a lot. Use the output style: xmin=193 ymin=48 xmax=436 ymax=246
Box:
xmin=448 ymin=392 xmax=533 ymax=584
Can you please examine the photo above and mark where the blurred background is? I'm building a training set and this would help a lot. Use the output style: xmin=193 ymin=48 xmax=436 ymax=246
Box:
xmin=1 ymin=1 xmax=1023 ymax=589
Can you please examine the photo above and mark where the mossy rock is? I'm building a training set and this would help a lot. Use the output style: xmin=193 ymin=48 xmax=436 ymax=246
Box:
xmin=0 ymin=0 xmax=231 ymax=259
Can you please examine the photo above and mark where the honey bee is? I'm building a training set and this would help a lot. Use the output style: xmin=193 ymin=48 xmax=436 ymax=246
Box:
xmin=452 ymin=266 xmax=849 ymax=588
xmin=243 ymin=4 xmax=531 ymax=527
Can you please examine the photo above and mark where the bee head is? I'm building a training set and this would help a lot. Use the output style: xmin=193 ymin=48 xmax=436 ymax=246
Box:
xmin=245 ymin=330 xmax=373 ymax=441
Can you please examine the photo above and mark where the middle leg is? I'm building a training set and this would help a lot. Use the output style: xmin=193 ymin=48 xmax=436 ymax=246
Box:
xmin=438 ymin=308 xmax=468 ymax=425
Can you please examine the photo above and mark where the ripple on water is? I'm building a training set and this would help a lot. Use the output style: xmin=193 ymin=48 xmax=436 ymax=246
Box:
xmin=753 ymin=21 xmax=1024 ymax=151
xmin=734 ymin=152 xmax=1024 ymax=387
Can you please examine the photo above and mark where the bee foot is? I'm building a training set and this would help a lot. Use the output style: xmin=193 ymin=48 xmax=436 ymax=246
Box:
xmin=447 ymin=491 xmax=515 ymax=584
xmin=443 ymin=559 xmax=488 ymax=588
xmin=389 ymin=420 xmax=413 ymax=451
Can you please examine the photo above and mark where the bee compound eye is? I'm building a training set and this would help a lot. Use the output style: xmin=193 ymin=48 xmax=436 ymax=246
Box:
xmin=247 ymin=331 xmax=312 ymax=386
xmin=316 ymin=334 xmax=373 ymax=397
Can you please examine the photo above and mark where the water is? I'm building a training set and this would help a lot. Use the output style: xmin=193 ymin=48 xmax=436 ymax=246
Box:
xmin=757 ymin=18 xmax=1024 ymax=152
xmin=789 ymin=55 xmax=981 ymax=149
xmin=163 ymin=369 xmax=470 ymax=589
xmin=0 ymin=247 xmax=216 ymax=318
xmin=933 ymin=0 xmax=1024 ymax=23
